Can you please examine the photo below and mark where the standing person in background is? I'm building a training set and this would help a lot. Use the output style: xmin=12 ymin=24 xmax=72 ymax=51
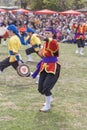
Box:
xmin=32 ymin=29 xmax=61 ymax=112
xmin=72 ymin=21 xmax=87 ymax=55
xmin=0 ymin=24 xmax=22 ymax=74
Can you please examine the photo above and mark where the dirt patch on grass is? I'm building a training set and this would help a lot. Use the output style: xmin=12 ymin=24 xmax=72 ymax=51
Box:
xmin=0 ymin=115 xmax=15 ymax=121
xmin=0 ymin=101 xmax=21 ymax=110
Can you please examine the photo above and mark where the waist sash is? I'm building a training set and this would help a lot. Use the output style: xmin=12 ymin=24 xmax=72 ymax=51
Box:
xmin=74 ymin=33 xmax=84 ymax=42
xmin=32 ymin=56 xmax=58 ymax=78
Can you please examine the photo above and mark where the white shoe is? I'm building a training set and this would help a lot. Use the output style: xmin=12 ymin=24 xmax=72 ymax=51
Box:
xmin=41 ymin=96 xmax=51 ymax=112
xmin=43 ymin=96 xmax=53 ymax=106
xmin=27 ymin=59 xmax=33 ymax=62
xmin=30 ymin=72 xmax=33 ymax=77
xmin=35 ymin=80 xmax=39 ymax=84
xmin=40 ymin=105 xmax=50 ymax=112
xmin=27 ymin=55 xmax=33 ymax=62
xmin=35 ymin=75 xmax=39 ymax=84
xmin=80 ymin=47 xmax=84 ymax=55
xmin=80 ymin=52 xmax=84 ymax=55
xmin=75 ymin=50 xmax=79 ymax=54
xmin=3 ymin=41 xmax=7 ymax=46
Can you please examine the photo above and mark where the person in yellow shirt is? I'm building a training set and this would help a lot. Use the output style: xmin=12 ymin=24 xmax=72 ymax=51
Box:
xmin=25 ymin=27 xmax=41 ymax=62
xmin=0 ymin=24 xmax=22 ymax=74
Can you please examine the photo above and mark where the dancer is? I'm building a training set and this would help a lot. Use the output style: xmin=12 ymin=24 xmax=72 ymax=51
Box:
xmin=72 ymin=21 xmax=87 ymax=55
xmin=0 ymin=24 xmax=23 ymax=74
xmin=25 ymin=27 xmax=41 ymax=62
xmin=32 ymin=29 xmax=61 ymax=112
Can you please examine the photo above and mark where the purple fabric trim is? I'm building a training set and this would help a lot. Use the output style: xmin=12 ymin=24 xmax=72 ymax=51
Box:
xmin=43 ymin=56 xmax=58 ymax=63
xmin=32 ymin=56 xmax=58 ymax=78
xmin=74 ymin=33 xmax=84 ymax=42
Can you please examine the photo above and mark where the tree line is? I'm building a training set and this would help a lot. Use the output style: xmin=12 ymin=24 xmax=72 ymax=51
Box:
xmin=20 ymin=0 xmax=87 ymax=11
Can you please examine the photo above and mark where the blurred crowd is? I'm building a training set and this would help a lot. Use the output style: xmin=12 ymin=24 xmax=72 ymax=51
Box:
xmin=0 ymin=11 xmax=87 ymax=44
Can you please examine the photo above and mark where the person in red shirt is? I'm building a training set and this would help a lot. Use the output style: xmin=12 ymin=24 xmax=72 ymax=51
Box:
xmin=32 ymin=29 xmax=61 ymax=112
xmin=72 ymin=21 xmax=87 ymax=55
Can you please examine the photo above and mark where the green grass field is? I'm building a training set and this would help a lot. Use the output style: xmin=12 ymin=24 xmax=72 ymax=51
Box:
xmin=0 ymin=43 xmax=87 ymax=130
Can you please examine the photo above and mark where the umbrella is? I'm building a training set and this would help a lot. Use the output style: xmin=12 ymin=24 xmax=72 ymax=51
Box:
xmin=12 ymin=8 xmax=30 ymax=14
xmin=34 ymin=9 xmax=57 ymax=15
xmin=0 ymin=9 xmax=6 ymax=12
xmin=59 ymin=10 xmax=81 ymax=15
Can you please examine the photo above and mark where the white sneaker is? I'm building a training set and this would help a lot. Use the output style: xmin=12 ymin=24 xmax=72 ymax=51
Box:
xmin=27 ymin=59 xmax=33 ymax=62
xmin=27 ymin=54 xmax=33 ymax=62
xmin=30 ymin=72 xmax=33 ymax=76
xmin=75 ymin=50 xmax=79 ymax=54
xmin=35 ymin=80 xmax=39 ymax=84
xmin=80 ymin=52 xmax=84 ymax=55
xmin=40 ymin=96 xmax=51 ymax=112
xmin=35 ymin=75 xmax=39 ymax=84
xmin=3 ymin=41 xmax=7 ymax=46
xmin=40 ymin=105 xmax=50 ymax=112
xmin=80 ymin=48 xmax=84 ymax=55
xmin=43 ymin=96 xmax=53 ymax=106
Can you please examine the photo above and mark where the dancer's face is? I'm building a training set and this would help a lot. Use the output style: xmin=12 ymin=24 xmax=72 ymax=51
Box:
xmin=7 ymin=30 xmax=14 ymax=37
xmin=45 ymin=31 xmax=53 ymax=38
